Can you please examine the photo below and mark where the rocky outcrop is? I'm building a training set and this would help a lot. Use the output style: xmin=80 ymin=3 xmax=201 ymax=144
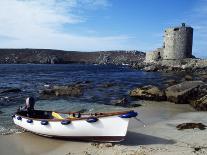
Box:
xmin=143 ymin=66 xmax=158 ymax=72
xmin=184 ymin=75 xmax=193 ymax=81
xmin=137 ymin=59 xmax=207 ymax=74
xmin=41 ymin=84 xmax=84 ymax=97
xmin=129 ymin=85 xmax=166 ymax=101
xmin=165 ymin=81 xmax=204 ymax=104
xmin=191 ymin=95 xmax=207 ymax=111
xmin=164 ymin=79 xmax=178 ymax=87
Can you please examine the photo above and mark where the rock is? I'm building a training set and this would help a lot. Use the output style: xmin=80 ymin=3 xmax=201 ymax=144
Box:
xmin=143 ymin=66 xmax=158 ymax=72
xmin=164 ymin=79 xmax=178 ymax=87
xmin=176 ymin=123 xmax=206 ymax=130
xmin=191 ymin=94 xmax=207 ymax=111
xmin=129 ymin=103 xmax=142 ymax=107
xmin=132 ymin=62 xmax=145 ymax=69
xmin=75 ymin=80 xmax=92 ymax=85
xmin=83 ymin=80 xmax=92 ymax=84
xmin=83 ymin=151 xmax=91 ymax=155
xmin=129 ymin=85 xmax=166 ymax=101
xmin=41 ymin=89 xmax=55 ymax=96
xmin=111 ymin=98 xmax=129 ymax=106
xmin=165 ymin=81 xmax=204 ymax=104
xmin=41 ymin=84 xmax=84 ymax=97
xmin=0 ymin=111 xmax=3 ymax=114
xmin=100 ymin=143 xmax=113 ymax=148
xmin=184 ymin=75 xmax=193 ymax=81
xmin=199 ymin=74 xmax=207 ymax=82
xmin=91 ymin=143 xmax=113 ymax=148
xmin=194 ymin=147 xmax=201 ymax=152
xmin=101 ymin=83 xmax=115 ymax=88
xmin=0 ymin=88 xmax=21 ymax=94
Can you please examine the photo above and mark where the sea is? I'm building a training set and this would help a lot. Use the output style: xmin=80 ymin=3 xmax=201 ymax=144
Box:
xmin=0 ymin=64 xmax=183 ymax=135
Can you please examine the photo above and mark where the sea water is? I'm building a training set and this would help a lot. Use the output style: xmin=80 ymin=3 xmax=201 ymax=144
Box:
xmin=0 ymin=64 xmax=182 ymax=134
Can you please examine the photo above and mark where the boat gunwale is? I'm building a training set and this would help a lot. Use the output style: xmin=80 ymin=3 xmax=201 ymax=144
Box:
xmin=14 ymin=110 xmax=132 ymax=122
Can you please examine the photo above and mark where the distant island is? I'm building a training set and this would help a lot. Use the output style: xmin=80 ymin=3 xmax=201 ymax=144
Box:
xmin=0 ymin=49 xmax=145 ymax=65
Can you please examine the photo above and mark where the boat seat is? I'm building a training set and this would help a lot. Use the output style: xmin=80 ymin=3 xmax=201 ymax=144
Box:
xmin=52 ymin=112 xmax=82 ymax=120
xmin=52 ymin=112 xmax=64 ymax=119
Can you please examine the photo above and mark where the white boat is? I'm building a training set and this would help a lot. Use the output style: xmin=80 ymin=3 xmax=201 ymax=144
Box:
xmin=12 ymin=110 xmax=138 ymax=142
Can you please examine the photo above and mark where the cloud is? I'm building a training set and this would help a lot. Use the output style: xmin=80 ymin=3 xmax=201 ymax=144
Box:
xmin=0 ymin=0 xmax=136 ymax=51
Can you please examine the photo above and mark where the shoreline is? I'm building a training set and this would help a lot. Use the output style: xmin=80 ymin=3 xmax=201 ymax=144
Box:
xmin=2 ymin=101 xmax=207 ymax=155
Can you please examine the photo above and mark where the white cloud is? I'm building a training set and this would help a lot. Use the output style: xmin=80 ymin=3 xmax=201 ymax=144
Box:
xmin=0 ymin=0 xmax=137 ymax=51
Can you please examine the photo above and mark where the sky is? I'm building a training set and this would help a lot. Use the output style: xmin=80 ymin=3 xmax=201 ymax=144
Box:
xmin=0 ymin=0 xmax=207 ymax=57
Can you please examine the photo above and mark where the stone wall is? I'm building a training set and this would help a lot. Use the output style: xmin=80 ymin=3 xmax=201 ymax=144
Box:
xmin=145 ymin=48 xmax=163 ymax=63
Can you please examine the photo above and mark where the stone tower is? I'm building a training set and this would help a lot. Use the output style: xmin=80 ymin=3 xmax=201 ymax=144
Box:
xmin=163 ymin=23 xmax=193 ymax=60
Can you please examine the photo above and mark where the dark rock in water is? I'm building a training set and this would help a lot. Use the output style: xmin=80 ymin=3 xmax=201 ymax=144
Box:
xmin=101 ymin=83 xmax=116 ymax=88
xmin=176 ymin=123 xmax=206 ymax=130
xmin=143 ymin=66 xmax=158 ymax=72
xmin=129 ymin=85 xmax=166 ymax=101
xmin=0 ymin=88 xmax=21 ymax=94
xmin=75 ymin=80 xmax=92 ymax=85
xmin=41 ymin=89 xmax=55 ymax=96
xmin=83 ymin=80 xmax=92 ymax=84
xmin=198 ymin=74 xmax=207 ymax=82
xmin=41 ymin=84 xmax=84 ymax=97
xmin=184 ymin=75 xmax=193 ymax=81
xmin=165 ymin=81 xmax=204 ymax=104
xmin=111 ymin=98 xmax=129 ymax=106
xmin=164 ymin=79 xmax=178 ymax=87
xmin=0 ymin=111 xmax=3 ymax=114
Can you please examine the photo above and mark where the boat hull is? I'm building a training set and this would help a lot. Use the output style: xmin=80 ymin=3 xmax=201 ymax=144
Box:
xmin=13 ymin=115 xmax=129 ymax=142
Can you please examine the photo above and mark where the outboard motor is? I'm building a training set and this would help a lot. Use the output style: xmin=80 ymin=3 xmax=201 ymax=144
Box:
xmin=25 ymin=97 xmax=35 ymax=110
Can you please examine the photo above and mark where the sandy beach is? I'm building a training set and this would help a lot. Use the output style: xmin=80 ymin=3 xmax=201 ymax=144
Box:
xmin=1 ymin=101 xmax=207 ymax=155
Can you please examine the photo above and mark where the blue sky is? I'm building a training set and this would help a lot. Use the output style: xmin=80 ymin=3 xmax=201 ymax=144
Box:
xmin=0 ymin=0 xmax=207 ymax=57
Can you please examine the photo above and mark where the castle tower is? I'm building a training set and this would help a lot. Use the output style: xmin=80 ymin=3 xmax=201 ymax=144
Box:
xmin=163 ymin=23 xmax=193 ymax=60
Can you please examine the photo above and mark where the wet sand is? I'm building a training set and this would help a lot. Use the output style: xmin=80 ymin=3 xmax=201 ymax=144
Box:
xmin=1 ymin=101 xmax=207 ymax=155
